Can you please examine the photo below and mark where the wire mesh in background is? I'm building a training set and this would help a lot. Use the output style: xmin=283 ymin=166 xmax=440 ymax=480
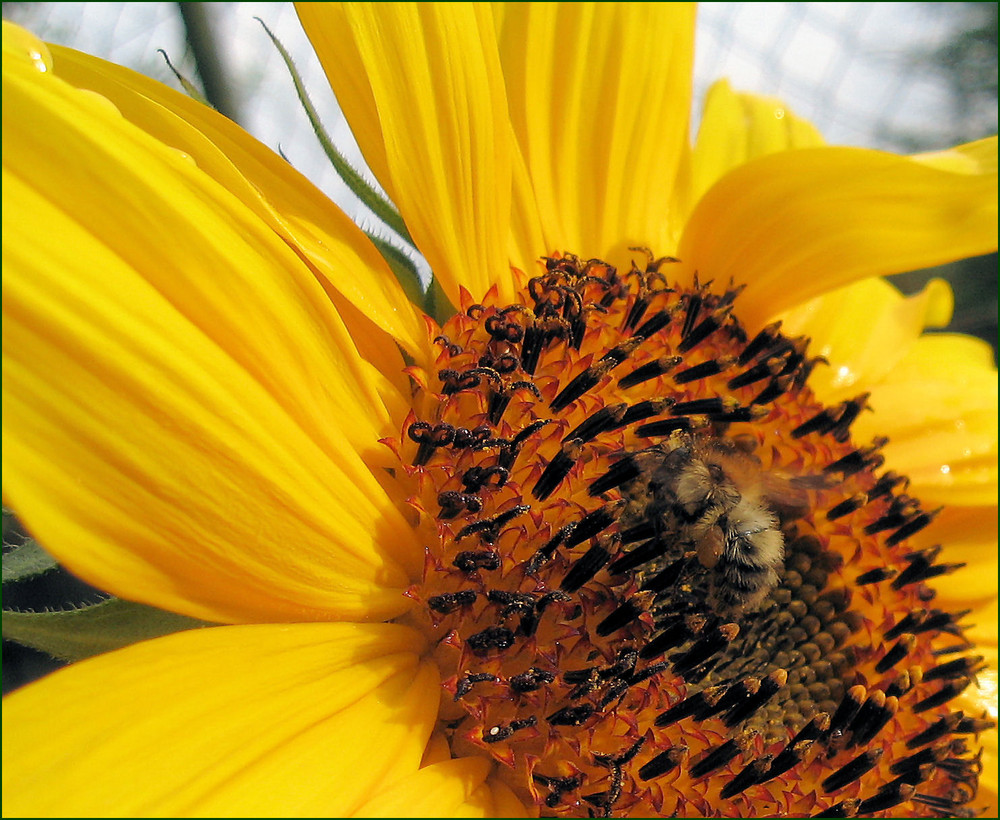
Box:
xmin=2 ymin=2 xmax=997 ymax=693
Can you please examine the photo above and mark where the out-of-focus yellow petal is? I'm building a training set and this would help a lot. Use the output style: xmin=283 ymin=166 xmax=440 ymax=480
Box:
xmin=302 ymin=2 xmax=513 ymax=306
xmin=1 ymin=623 xmax=438 ymax=817
xmin=45 ymin=39 xmax=430 ymax=380
xmin=850 ymin=334 xmax=998 ymax=507
xmin=353 ymin=756 xmax=527 ymax=818
xmin=685 ymin=79 xmax=824 ymax=221
xmin=495 ymin=2 xmax=696 ymax=265
xmin=779 ymin=276 xmax=953 ymax=403
xmin=678 ymin=140 xmax=998 ymax=332
xmin=3 ymin=45 xmax=423 ymax=623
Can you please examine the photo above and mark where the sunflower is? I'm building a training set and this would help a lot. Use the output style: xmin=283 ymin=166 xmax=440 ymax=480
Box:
xmin=2 ymin=4 xmax=998 ymax=817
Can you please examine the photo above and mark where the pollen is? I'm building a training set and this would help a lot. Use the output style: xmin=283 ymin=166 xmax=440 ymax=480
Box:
xmin=391 ymin=252 xmax=991 ymax=817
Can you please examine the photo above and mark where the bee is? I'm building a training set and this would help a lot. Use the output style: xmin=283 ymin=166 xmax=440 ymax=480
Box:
xmin=621 ymin=435 xmax=803 ymax=615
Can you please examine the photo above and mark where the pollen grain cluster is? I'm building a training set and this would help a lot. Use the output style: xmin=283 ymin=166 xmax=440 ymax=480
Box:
xmin=391 ymin=252 xmax=990 ymax=818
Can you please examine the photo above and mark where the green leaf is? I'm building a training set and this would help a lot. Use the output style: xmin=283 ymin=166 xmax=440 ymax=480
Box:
xmin=1 ymin=539 xmax=58 ymax=583
xmin=2 ymin=598 xmax=213 ymax=662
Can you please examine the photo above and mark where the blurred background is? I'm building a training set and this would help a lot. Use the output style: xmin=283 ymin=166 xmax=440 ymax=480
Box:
xmin=2 ymin=2 xmax=997 ymax=692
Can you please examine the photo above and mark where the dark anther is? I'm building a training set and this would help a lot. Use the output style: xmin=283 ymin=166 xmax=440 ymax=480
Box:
xmin=637 ymin=746 xmax=687 ymax=781
xmin=729 ymin=358 xmax=783 ymax=391
xmin=466 ymin=303 xmax=486 ymax=318
xmin=681 ymin=292 xmax=703 ymax=340
xmin=482 ymin=715 xmax=537 ymax=744
xmin=640 ymin=614 xmax=704 ymax=661
xmin=828 ymin=393 xmax=871 ymax=442
xmin=722 ymin=669 xmax=787 ymax=727
xmin=957 ymin=715 xmax=996 ymax=734
xmin=673 ymin=357 xmax=731 ymax=384
xmin=875 ymin=634 xmax=916 ymax=673
xmin=454 ymin=672 xmax=498 ymax=699
xmin=509 ymin=667 xmax=556 ymax=694
xmin=671 ymin=623 xmax=739 ymax=677
xmin=595 ymin=597 xmax=645 ymax=637
xmin=762 ymin=739 xmax=814 ymax=783
xmin=623 ymin=295 xmax=650 ymax=331
xmin=738 ymin=320 xmax=782 ymax=365
xmin=826 ymin=493 xmax=866 ymax=521
xmin=848 ymin=691 xmax=899 ymax=748
xmin=524 ymin=530 xmax=566 ymax=576
xmin=427 ymin=590 xmax=477 ymax=614
xmin=461 ymin=465 xmax=510 ymax=493
xmin=892 ymin=555 xmax=962 ymax=590
xmin=924 ymin=655 xmax=986 ymax=682
xmin=890 ymin=744 xmax=949 ymax=775
xmin=614 ymin=398 xmax=673 ymax=429
xmin=705 ymin=677 xmax=760 ymax=722
xmin=550 ymin=360 xmax=615 ymax=412
xmin=720 ymin=756 xmax=773 ymax=800
xmin=751 ymin=374 xmax=794 ymax=405
xmin=823 ymin=439 xmax=888 ymax=478
xmin=454 ymin=505 xmax=530 ymax=544
xmin=452 ymin=550 xmax=501 ymax=573
xmin=710 ymin=405 xmax=762 ymax=423
xmin=912 ymin=608 xmax=970 ymax=637
xmin=810 ymin=799 xmax=860 ymax=818
xmin=885 ymin=611 xmax=927 ymax=641
xmin=466 ymin=626 xmax=515 ymax=656
xmin=912 ymin=677 xmax=971 ymax=713
xmin=486 ymin=589 xmax=536 ymax=620
xmin=609 ymin=537 xmax=666 ymax=575
xmin=437 ymin=491 xmax=483 ymax=519
xmin=408 ymin=421 xmax=455 ymax=465
xmin=885 ymin=670 xmax=915 ymax=699
xmin=433 ymin=334 xmax=462 ymax=356
xmin=533 ymin=441 xmax=583 ymax=501
xmin=496 ymin=419 xmax=552 ymax=471
xmin=532 ymin=773 xmax=583 ymax=809
xmin=867 ymin=470 xmax=909 ymax=501
xmin=827 ymin=685 xmax=867 ymax=736
xmin=560 ymin=545 xmax=612 ymax=593
xmin=857 ymin=782 xmax=915 ymax=814
xmin=635 ymin=416 xmax=691 ymax=439
xmin=855 ymin=567 xmax=897 ymax=585
xmin=678 ymin=310 xmax=728 ymax=353
xmin=620 ymin=520 xmax=657 ymax=543
xmin=547 ymin=704 xmax=595 ymax=726
xmin=792 ymin=406 xmax=840 ymax=438
xmin=906 ymin=711 xmax=964 ymax=748
xmin=689 ymin=736 xmax=744 ymax=779
xmin=822 ymin=748 xmax=883 ymax=793
xmin=618 ymin=356 xmax=682 ymax=389
xmin=452 ymin=424 xmax=493 ymax=449
xmin=566 ymin=403 xmax=628 ymax=444
xmin=671 ymin=397 xmax=725 ymax=416
xmin=588 ymin=450 xmax=646 ymax=496
xmin=564 ymin=507 xmax=620 ymax=548
xmin=599 ymin=338 xmax=644 ymax=367
xmin=632 ymin=309 xmax=673 ymax=341
xmin=519 ymin=324 xmax=544 ymax=375
xmin=639 ymin=555 xmax=690 ymax=595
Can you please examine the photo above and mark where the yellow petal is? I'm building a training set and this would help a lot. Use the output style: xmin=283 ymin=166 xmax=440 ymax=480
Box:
xmin=678 ymin=140 xmax=998 ymax=332
xmin=353 ymin=756 xmax=527 ymax=818
xmin=779 ymin=276 xmax=953 ymax=403
xmin=2 ymin=622 xmax=439 ymax=817
xmin=3 ymin=48 xmax=423 ymax=623
xmin=850 ymin=334 xmax=998 ymax=506
xmin=495 ymin=2 xmax=696 ymax=263
xmin=302 ymin=3 xmax=513 ymax=306
xmin=685 ymin=79 xmax=824 ymax=221
xmin=46 ymin=38 xmax=431 ymax=378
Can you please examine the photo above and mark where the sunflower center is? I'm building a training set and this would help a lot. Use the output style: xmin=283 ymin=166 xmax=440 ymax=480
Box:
xmin=392 ymin=252 xmax=990 ymax=817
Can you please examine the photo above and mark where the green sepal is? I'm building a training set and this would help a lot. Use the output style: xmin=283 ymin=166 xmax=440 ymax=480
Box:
xmin=424 ymin=276 xmax=458 ymax=326
xmin=255 ymin=17 xmax=415 ymax=247
xmin=364 ymin=232 xmax=424 ymax=306
xmin=2 ymin=598 xmax=213 ymax=662
xmin=1 ymin=539 xmax=58 ymax=583
xmin=157 ymin=48 xmax=214 ymax=109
